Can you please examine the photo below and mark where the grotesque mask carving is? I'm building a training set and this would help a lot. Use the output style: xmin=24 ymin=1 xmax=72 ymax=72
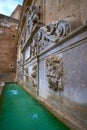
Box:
xmin=46 ymin=55 xmax=63 ymax=91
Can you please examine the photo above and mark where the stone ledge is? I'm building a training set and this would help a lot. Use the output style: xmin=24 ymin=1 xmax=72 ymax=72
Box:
xmin=17 ymin=80 xmax=87 ymax=130
xmin=0 ymin=82 xmax=5 ymax=96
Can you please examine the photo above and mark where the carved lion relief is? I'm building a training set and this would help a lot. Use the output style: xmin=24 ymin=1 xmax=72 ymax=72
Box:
xmin=46 ymin=55 xmax=63 ymax=91
xmin=31 ymin=64 xmax=37 ymax=87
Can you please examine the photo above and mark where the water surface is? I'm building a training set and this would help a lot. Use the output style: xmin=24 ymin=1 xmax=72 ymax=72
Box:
xmin=0 ymin=83 xmax=70 ymax=130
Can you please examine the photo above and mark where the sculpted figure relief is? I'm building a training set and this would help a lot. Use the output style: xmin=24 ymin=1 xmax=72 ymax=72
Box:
xmin=46 ymin=55 xmax=63 ymax=91
xmin=25 ymin=6 xmax=40 ymax=40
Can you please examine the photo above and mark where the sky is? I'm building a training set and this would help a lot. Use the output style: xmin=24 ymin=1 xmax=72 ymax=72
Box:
xmin=0 ymin=0 xmax=23 ymax=16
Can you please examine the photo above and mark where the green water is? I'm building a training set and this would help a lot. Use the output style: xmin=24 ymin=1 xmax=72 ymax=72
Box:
xmin=0 ymin=83 xmax=70 ymax=130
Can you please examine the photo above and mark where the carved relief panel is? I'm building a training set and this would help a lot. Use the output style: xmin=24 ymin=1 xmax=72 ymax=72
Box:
xmin=46 ymin=55 xmax=63 ymax=91
xmin=30 ymin=33 xmax=38 ymax=58
xmin=31 ymin=64 xmax=37 ymax=87
xmin=24 ymin=6 xmax=40 ymax=43
xmin=17 ymin=58 xmax=23 ymax=80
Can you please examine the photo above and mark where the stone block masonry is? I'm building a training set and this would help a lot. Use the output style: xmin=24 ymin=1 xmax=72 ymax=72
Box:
xmin=0 ymin=14 xmax=18 ymax=82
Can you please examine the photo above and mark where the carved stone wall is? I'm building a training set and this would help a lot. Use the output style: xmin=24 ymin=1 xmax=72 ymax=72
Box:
xmin=17 ymin=1 xmax=87 ymax=129
xmin=38 ymin=25 xmax=87 ymax=130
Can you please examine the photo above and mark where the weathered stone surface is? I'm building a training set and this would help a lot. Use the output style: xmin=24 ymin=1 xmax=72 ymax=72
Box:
xmin=46 ymin=55 xmax=63 ymax=91
xmin=0 ymin=14 xmax=18 ymax=82
xmin=45 ymin=0 xmax=87 ymax=24
xmin=38 ymin=24 xmax=87 ymax=130
xmin=47 ymin=0 xmax=79 ymax=21
xmin=80 ymin=0 xmax=87 ymax=24
xmin=11 ymin=5 xmax=22 ymax=20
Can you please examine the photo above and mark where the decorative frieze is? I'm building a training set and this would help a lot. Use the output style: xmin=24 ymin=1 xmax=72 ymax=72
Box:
xmin=46 ymin=55 xmax=63 ymax=91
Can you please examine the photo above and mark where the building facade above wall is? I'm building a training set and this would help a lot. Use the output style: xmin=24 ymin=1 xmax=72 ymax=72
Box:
xmin=11 ymin=5 xmax=22 ymax=20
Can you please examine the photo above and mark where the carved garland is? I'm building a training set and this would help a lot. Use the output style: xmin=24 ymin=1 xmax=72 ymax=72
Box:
xmin=46 ymin=55 xmax=63 ymax=91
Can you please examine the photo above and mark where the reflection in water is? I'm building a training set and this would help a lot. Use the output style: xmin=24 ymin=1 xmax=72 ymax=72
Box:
xmin=32 ymin=113 xmax=38 ymax=120
xmin=7 ymin=90 xmax=19 ymax=95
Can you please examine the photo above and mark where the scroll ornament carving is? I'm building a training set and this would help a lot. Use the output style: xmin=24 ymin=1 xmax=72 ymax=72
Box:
xmin=46 ymin=55 xmax=63 ymax=91
xmin=36 ymin=28 xmax=49 ymax=52
xmin=36 ymin=20 xmax=71 ymax=52
xmin=36 ymin=17 xmax=81 ymax=52
xmin=31 ymin=64 xmax=37 ymax=87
